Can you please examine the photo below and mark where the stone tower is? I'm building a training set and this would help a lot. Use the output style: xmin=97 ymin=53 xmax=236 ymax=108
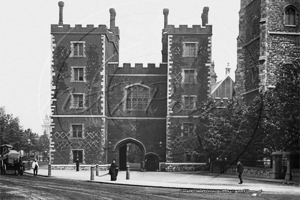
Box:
xmin=50 ymin=2 xmax=119 ymax=164
xmin=235 ymin=0 xmax=300 ymax=103
xmin=162 ymin=8 xmax=213 ymax=162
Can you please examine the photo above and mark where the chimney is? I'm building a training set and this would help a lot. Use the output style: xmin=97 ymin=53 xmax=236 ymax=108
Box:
xmin=201 ymin=7 xmax=209 ymax=26
xmin=109 ymin=8 xmax=116 ymax=29
xmin=163 ymin=8 xmax=169 ymax=28
xmin=58 ymin=1 xmax=64 ymax=26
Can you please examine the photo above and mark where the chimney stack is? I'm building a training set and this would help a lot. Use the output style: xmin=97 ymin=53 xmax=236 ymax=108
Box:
xmin=163 ymin=8 xmax=169 ymax=28
xmin=109 ymin=8 xmax=116 ymax=29
xmin=201 ymin=7 xmax=209 ymax=26
xmin=58 ymin=1 xmax=64 ymax=26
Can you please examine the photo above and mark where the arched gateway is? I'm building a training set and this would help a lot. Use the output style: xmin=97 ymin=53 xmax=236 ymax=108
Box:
xmin=113 ymin=138 xmax=146 ymax=170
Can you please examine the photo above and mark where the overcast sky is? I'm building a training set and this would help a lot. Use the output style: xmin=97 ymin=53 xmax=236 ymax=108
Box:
xmin=0 ymin=0 xmax=240 ymax=134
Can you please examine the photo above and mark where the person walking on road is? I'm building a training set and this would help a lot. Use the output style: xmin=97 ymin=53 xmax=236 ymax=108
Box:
xmin=109 ymin=159 xmax=118 ymax=181
xmin=32 ymin=159 xmax=39 ymax=176
xmin=237 ymin=160 xmax=244 ymax=184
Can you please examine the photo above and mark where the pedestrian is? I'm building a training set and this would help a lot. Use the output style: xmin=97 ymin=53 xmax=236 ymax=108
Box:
xmin=109 ymin=159 xmax=118 ymax=181
xmin=32 ymin=159 xmax=39 ymax=176
xmin=76 ymin=157 xmax=80 ymax=172
xmin=237 ymin=160 xmax=244 ymax=184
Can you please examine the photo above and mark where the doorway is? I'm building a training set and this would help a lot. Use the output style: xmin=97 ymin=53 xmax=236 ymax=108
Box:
xmin=115 ymin=138 xmax=146 ymax=171
xmin=145 ymin=153 xmax=160 ymax=171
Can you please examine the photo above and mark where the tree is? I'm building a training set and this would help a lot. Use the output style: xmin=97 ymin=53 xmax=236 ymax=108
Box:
xmin=0 ymin=109 xmax=24 ymax=150
xmin=261 ymin=59 xmax=300 ymax=153
xmin=36 ymin=131 xmax=50 ymax=154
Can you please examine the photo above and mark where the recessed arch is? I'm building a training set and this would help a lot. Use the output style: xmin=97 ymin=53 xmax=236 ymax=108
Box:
xmin=113 ymin=137 xmax=146 ymax=154
xmin=145 ymin=152 xmax=161 ymax=171
xmin=145 ymin=152 xmax=161 ymax=161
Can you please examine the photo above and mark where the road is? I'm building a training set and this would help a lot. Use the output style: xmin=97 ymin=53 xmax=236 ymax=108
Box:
xmin=0 ymin=174 xmax=299 ymax=200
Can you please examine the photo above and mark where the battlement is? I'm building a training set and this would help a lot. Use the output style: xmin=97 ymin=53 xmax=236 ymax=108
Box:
xmin=107 ymin=62 xmax=167 ymax=74
xmin=163 ymin=24 xmax=212 ymax=35
xmin=51 ymin=24 xmax=109 ymax=34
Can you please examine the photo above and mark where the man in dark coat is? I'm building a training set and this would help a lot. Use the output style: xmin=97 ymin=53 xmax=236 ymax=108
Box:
xmin=237 ymin=160 xmax=244 ymax=184
xmin=109 ymin=159 xmax=118 ymax=181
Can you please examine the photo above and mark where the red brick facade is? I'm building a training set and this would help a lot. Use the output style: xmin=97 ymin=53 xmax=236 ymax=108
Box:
xmin=50 ymin=3 xmax=212 ymax=167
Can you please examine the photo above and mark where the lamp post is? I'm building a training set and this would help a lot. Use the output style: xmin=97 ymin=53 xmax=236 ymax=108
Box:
xmin=27 ymin=139 xmax=31 ymax=159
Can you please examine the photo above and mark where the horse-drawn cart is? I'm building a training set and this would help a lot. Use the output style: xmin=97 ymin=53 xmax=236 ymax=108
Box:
xmin=0 ymin=144 xmax=25 ymax=175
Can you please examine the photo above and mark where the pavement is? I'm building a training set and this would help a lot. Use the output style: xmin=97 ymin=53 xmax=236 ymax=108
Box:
xmin=23 ymin=167 xmax=300 ymax=195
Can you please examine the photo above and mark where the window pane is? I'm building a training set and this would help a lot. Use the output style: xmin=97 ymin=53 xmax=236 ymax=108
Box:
xmin=132 ymin=98 xmax=137 ymax=109
xmin=74 ymin=44 xmax=79 ymax=56
xmin=79 ymin=43 xmax=84 ymax=56
xmin=79 ymin=68 xmax=83 ymax=81
xmin=74 ymin=68 xmax=79 ymax=81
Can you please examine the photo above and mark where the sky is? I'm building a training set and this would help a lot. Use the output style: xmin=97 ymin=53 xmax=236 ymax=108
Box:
xmin=0 ymin=0 xmax=240 ymax=135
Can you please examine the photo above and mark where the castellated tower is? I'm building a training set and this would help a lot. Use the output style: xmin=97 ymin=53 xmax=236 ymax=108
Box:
xmin=50 ymin=2 xmax=119 ymax=164
xmin=162 ymin=7 xmax=212 ymax=162
xmin=50 ymin=2 xmax=212 ymax=168
xmin=235 ymin=0 xmax=300 ymax=103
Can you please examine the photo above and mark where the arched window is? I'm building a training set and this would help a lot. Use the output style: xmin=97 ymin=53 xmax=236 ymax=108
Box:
xmin=126 ymin=85 xmax=150 ymax=111
xmin=285 ymin=6 xmax=297 ymax=26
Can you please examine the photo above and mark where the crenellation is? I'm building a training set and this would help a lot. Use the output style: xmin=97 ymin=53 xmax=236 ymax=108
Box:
xmin=86 ymin=24 xmax=95 ymax=29
xmin=51 ymin=24 xmax=107 ymax=34
xmin=165 ymin=24 xmax=212 ymax=35
xmin=179 ymin=25 xmax=188 ymax=30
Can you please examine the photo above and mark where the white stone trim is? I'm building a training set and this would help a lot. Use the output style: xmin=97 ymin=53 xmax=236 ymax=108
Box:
xmin=182 ymin=95 xmax=197 ymax=110
xmin=70 ymin=41 xmax=86 ymax=57
xmin=181 ymin=68 xmax=197 ymax=84
xmin=182 ymin=42 xmax=198 ymax=57
xmin=101 ymin=35 xmax=106 ymax=116
xmin=70 ymin=66 xmax=86 ymax=82
xmin=70 ymin=93 xmax=86 ymax=109
xmin=269 ymin=31 xmax=300 ymax=36
xmin=70 ymin=123 xmax=85 ymax=139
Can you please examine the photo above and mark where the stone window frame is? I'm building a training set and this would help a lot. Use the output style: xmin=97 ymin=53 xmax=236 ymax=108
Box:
xmin=181 ymin=122 xmax=195 ymax=136
xmin=70 ymin=93 xmax=86 ymax=109
xmin=182 ymin=69 xmax=197 ymax=84
xmin=70 ymin=123 xmax=85 ymax=138
xmin=284 ymin=5 xmax=298 ymax=27
xmin=182 ymin=95 xmax=197 ymax=110
xmin=70 ymin=41 xmax=86 ymax=57
xmin=72 ymin=149 xmax=84 ymax=163
xmin=124 ymin=83 xmax=151 ymax=111
xmin=71 ymin=66 xmax=86 ymax=82
xmin=182 ymin=42 xmax=198 ymax=57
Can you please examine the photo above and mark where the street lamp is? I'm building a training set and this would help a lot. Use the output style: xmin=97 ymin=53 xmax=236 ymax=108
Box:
xmin=27 ymin=139 xmax=31 ymax=159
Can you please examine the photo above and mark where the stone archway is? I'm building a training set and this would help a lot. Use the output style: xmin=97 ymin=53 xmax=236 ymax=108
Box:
xmin=145 ymin=152 xmax=160 ymax=171
xmin=113 ymin=138 xmax=146 ymax=170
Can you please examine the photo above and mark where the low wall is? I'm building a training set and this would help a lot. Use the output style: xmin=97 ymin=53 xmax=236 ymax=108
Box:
xmin=51 ymin=164 xmax=110 ymax=171
xmin=222 ymin=165 xmax=272 ymax=179
xmin=291 ymin=169 xmax=300 ymax=182
xmin=159 ymin=162 xmax=206 ymax=172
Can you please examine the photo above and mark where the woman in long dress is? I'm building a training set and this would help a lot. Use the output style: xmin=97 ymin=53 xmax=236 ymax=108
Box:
xmin=109 ymin=159 xmax=118 ymax=181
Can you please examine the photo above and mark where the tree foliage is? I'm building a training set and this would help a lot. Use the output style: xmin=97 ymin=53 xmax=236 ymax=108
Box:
xmin=187 ymin=59 xmax=299 ymax=163
xmin=0 ymin=107 xmax=49 ymax=154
